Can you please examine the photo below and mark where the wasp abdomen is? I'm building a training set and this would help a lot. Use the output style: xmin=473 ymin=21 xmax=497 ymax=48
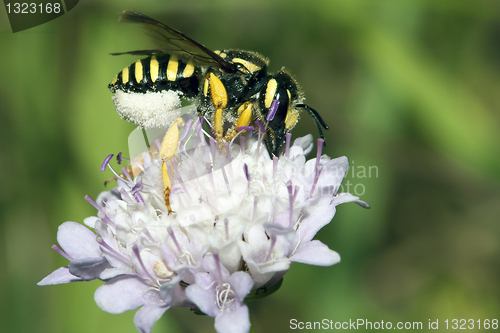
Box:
xmin=109 ymin=54 xmax=201 ymax=98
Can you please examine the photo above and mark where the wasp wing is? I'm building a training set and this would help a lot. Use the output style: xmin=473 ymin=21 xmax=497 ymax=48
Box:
xmin=118 ymin=10 xmax=238 ymax=73
xmin=109 ymin=49 xmax=165 ymax=56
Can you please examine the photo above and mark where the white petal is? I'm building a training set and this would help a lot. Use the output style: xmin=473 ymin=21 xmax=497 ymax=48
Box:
xmin=94 ymin=276 xmax=150 ymax=314
xmin=229 ymin=271 xmax=254 ymax=301
xmin=332 ymin=192 xmax=360 ymax=206
xmin=100 ymin=268 xmax=135 ymax=280
xmin=290 ymin=240 xmax=340 ymax=266
xmin=214 ymin=305 xmax=250 ymax=333
xmin=134 ymin=304 xmax=168 ymax=333
xmin=299 ymin=203 xmax=336 ymax=242
xmin=57 ymin=222 xmax=100 ymax=259
xmin=84 ymin=216 xmax=98 ymax=228
xmin=37 ymin=266 xmax=81 ymax=285
xmin=185 ymin=283 xmax=217 ymax=317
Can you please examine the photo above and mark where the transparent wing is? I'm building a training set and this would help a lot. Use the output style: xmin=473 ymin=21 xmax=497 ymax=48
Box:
xmin=110 ymin=49 xmax=165 ymax=56
xmin=117 ymin=10 xmax=238 ymax=73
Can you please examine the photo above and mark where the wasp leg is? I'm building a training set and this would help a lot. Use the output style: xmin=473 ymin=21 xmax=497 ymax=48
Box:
xmin=223 ymin=101 xmax=253 ymax=143
xmin=159 ymin=117 xmax=185 ymax=214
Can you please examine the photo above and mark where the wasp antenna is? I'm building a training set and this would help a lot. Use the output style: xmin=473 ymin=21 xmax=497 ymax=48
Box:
xmin=296 ymin=104 xmax=329 ymax=129
xmin=296 ymin=104 xmax=329 ymax=145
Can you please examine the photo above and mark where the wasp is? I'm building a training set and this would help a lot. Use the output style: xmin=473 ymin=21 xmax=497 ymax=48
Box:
xmin=109 ymin=10 xmax=328 ymax=157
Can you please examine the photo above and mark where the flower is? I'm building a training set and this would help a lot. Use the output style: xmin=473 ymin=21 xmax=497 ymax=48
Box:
xmin=38 ymin=113 xmax=367 ymax=333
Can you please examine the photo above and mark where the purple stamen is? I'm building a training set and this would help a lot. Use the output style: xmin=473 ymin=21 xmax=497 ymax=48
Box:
xmin=264 ymin=235 xmax=277 ymax=262
xmin=131 ymin=182 xmax=143 ymax=193
xmin=237 ymin=126 xmax=255 ymax=132
xmin=170 ymin=187 xmax=183 ymax=195
xmin=154 ymin=138 xmax=162 ymax=150
xmin=254 ymin=120 xmax=265 ymax=134
xmin=224 ymin=143 xmax=234 ymax=177
xmin=210 ymin=137 xmax=216 ymax=163
xmin=198 ymin=127 xmax=207 ymax=148
xmin=267 ymin=99 xmax=280 ymax=122
xmin=116 ymin=152 xmax=123 ymax=164
xmin=121 ymin=166 xmax=133 ymax=182
xmin=85 ymin=195 xmax=115 ymax=228
xmin=133 ymin=191 xmax=146 ymax=206
xmin=119 ymin=188 xmax=133 ymax=202
xmin=195 ymin=117 xmax=204 ymax=135
xmin=141 ymin=226 xmax=157 ymax=243
xmin=213 ymin=252 xmax=223 ymax=281
xmin=179 ymin=118 xmax=193 ymax=142
xmin=239 ymin=136 xmax=246 ymax=154
xmin=178 ymin=179 xmax=192 ymax=201
xmin=285 ymin=133 xmax=292 ymax=158
xmin=315 ymin=139 xmax=324 ymax=171
xmin=167 ymin=227 xmax=183 ymax=254
xmin=308 ymin=165 xmax=323 ymax=198
xmin=116 ymin=177 xmax=130 ymax=191
xmin=224 ymin=218 xmax=229 ymax=242
xmin=243 ymin=163 xmax=250 ymax=182
xmin=132 ymin=245 xmax=155 ymax=281
xmin=96 ymin=236 xmax=130 ymax=264
xmin=100 ymin=154 xmax=114 ymax=172
xmin=206 ymin=164 xmax=216 ymax=191
xmin=51 ymin=244 xmax=72 ymax=261
xmin=287 ymin=182 xmax=299 ymax=228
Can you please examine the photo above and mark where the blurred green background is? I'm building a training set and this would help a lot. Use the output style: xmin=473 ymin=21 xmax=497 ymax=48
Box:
xmin=1 ymin=0 xmax=499 ymax=332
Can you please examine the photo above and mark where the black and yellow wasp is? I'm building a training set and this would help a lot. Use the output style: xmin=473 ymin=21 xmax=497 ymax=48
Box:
xmin=109 ymin=10 xmax=328 ymax=156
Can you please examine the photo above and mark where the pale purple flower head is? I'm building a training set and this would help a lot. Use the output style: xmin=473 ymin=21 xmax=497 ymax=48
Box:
xmin=38 ymin=113 xmax=368 ymax=333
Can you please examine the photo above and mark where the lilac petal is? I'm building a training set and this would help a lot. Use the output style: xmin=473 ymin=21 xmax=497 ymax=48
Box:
xmin=100 ymin=268 xmax=135 ymax=280
xmin=290 ymin=240 xmax=340 ymax=266
xmin=37 ymin=266 xmax=82 ymax=285
xmin=228 ymin=271 xmax=254 ymax=301
xmin=57 ymin=222 xmax=100 ymax=259
xmin=69 ymin=257 xmax=111 ymax=280
xmin=94 ymin=276 xmax=150 ymax=314
xmin=185 ymin=281 xmax=217 ymax=317
xmin=331 ymin=192 xmax=360 ymax=206
xmin=159 ymin=274 xmax=183 ymax=303
xmin=214 ymin=304 xmax=250 ymax=333
xmin=299 ymin=203 xmax=336 ymax=242
xmin=134 ymin=304 xmax=168 ymax=333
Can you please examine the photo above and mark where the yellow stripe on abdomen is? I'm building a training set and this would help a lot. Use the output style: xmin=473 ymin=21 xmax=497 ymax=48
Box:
xmin=122 ymin=67 xmax=129 ymax=84
xmin=150 ymin=56 xmax=159 ymax=82
xmin=167 ymin=55 xmax=179 ymax=81
xmin=183 ymin=60 xmax=195 ymax=78
xmin=134 ymin=60 xmax=143 ymax=83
